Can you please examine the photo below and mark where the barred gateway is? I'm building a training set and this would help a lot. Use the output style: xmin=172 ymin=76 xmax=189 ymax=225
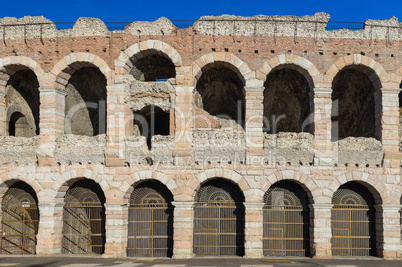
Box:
xmin=263 ymin=181 xmax=310 ymax=257
xmin=0 ymin=12 xmax=400 ymax=260
xmin=0 ymin=183 xmax=39 ymax=255
xmin=61 ymin=180 xmax=106 ymax=254
xmin=127 ymin=181 xmax=173 ymax=257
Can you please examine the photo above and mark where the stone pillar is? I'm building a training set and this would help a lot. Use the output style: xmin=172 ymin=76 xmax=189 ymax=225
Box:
xmin=379 ymin=87 xmax=401 ymax=168
xmin=104 ymin=203 xmax=128 ymax=257
xmin=105 ymin=84 xmax=125 ymax=167
xmin=172 ymin=201 xmax=194 ymax=258
xmin=173 ymin=87 xmax=193 ymax=165
xmin=0 ymin=91 xmax=5 ymax=136
xmin=244 ymin=84 xmax=264 ymax=165
xmin=310 ymin=204 xmax=333 ymax=258
xmin=244 ymin=202 xmax=264 ymax=258
xmin=375 ymin=205 xmax=401 ymax=259
xmin=38 ymin=87 xmax=67 ymax=166
xmin=36 ymin=203 xmax=64 ymax=255
xmin=312 ymin=87 xmax=332 ymax=166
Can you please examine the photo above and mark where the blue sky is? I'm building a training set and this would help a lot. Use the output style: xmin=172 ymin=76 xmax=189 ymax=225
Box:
xmin=0 ymin=0 xmax=401 ymax=23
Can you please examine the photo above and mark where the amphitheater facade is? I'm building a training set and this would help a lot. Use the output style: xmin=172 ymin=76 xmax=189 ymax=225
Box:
xmin=0 ymin=12 xmax=401 ymax=259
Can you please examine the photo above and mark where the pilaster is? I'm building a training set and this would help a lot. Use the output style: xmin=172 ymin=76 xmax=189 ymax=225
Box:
xmin=310 ymin=204 xmax=333 ymax=258
xmin=0 ymin=91 xmax=5 ymax=136
xmin=244 ymin=202 xmax=264 ymax=258
xmin=36 ymin=203 xmax=64 ymax=255
xmin=103 ymin=203 xmax=128 ymax=258
xmin=172 ymin=201 xmax=195 ymax=258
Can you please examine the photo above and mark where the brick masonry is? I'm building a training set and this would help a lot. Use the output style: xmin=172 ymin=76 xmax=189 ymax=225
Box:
xmin=0 ymin=13 xmax=401 ymax=259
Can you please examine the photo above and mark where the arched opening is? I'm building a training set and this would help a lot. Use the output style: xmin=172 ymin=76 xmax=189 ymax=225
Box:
xmin=0 ymin=182 xmax=39 ymax=254
xmin=130 ymin=53 xmax=175 ymax=81
xmin=127 ymin=180 xmax=173 ymax=257
xmin=263 ymin=180 xmax=310 ymax=257
xmin=263 ymin=67 xmax=311 ymax=133
xmin=331 ymin=181 xmax=376 ymax=256
xmin=193 ymin=178 xmax=245 ymax=256
xmin=65 ymin=67 xmax=107 ymax=136
xmin=133 ymin=105 xmax=170 ymax=149
xmin=195 ymin=66 xmax=245 ymax=127
xmin=5 ymin=69 xmax=39 ymax=136
xmin=8 ymin=112 xmax=30 ymax=137
xmin=331 ymin=68 xmax=376 ymax=140
xmin=61 ymin=179 xmax=106 ymax=255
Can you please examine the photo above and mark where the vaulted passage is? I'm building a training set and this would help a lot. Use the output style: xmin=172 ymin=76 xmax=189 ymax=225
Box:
xmin=127 ymin=180 xmax=173 ymax=257
xmin=193 ymin=178 xmax=245 ymax=256
xmin=263 ymin=181 xmax=310 ymax=257
xmin=331 ymin=181 xmax=376 ymax=256
xmin=130 ymin=53 xmax=175 ymax=81
xmin=6 ymin=69 xmax=40 ymax=136
xmin=332 ymin=68 xmax=375 ymax=140
xmin=195 ymin=66 xmax=245 ymax=126
xmin=263 ymin=68 xmax=310 ymax=133
xmin=0 ymin=182 xmax=39 ymax=254
xmin=133 ymin=105 xmax=170 ymax=149
xmin=62 ymin=179 xmax=106 ymax=255
xmin=65 ymin=67 xmax=107 ymax=136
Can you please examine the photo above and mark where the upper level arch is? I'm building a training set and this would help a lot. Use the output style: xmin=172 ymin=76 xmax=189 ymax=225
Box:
xmin=115 ymin=40 xmax=182 ymax=78
xmin=50 ymin=52 xmax=112 ymax=90
xmin=324 ymin=55 xmax=389 ymax=90
xmin=192 ymin=52 xmax=252 ymax=87
xmin=256 ymin=54 xmax=320 ymax=89
xmin=0 ymin=56 xmax=45 ymax=91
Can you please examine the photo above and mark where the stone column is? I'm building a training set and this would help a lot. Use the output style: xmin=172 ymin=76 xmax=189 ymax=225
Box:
xmin=0 ymin=91 xmax=5 ymax=136
xmin=105 ymin=84 xmax=125 ymax=167
xmin=36 ymin=203 xmax=64 ymax=255
xmin=104 ymin=203 xmax=128 ymax=257
xmin=244 ymin=84 xmax=264 ymax=165
xmin=312 ymin=87 xmax=332 ymax=166
xmin=375 ymin=205 xmax=401 ymax=259
xmin=172 ymin=201 xmax=194 ymax=258
xmin=38 ymin=87 xmax=67 ymax=166
xmin=310 ymin=204 xmax=333 ymax=258
xmin=173 ymin=87 xmax=193 ymax=165
xmin=244 ymin=202 xmax=264 ymax=258
xmin=379 ymin=87 xmax=400 ymax=168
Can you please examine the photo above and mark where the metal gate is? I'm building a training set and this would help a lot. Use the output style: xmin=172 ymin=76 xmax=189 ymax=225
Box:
xmin=331 ymin=186 xmax=375 ymax=256
xmin=62 ymin=181 xmax=105 ymax=254
xmin=127 ymin=184 xmax=173 ymax=257
xmin=0 ymin=184 xmax=39 ymax=254
xmin=193 ymin=179 xmax=245 ymax=256
xmin=263 ymin=184 xmax=309 ymax=257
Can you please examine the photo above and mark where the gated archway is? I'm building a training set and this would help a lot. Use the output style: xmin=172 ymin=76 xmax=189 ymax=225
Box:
xmin=331 ymin=182 xmax=376 ymax=256
xmin=0 ymin=182 xmax=39 ymax=254
xmin=193 ymin=178 xmax=245 ymax=256
xmin=127 ymin=180 xmax=173 ymax=257
xmin=263 ymin=181 xmax=310 ymax=257
xmin=61 ymin=179 xmax=105 ymax=254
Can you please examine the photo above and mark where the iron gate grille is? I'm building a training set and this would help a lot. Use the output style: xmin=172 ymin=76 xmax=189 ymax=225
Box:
xmin=62 ymin=183 xmax=105 ymax=255
xmin=193 ymin=203 xmax=244 ymax=256
xmin=127 ymin=204 xmax=173 ymax=257
xmin=0 ymin=202 xmax=39 ymax=254
xmin=0 ymin=185 xmax=39 ymax=255
xmin=263 ymin=206 xmax=308 ymax=257
xmin=331 ymin=204 xmax=375 ymax=256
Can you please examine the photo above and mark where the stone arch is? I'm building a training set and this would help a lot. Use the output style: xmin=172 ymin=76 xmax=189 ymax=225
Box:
xmin=324 ymin=55 xmax=389 ymax=89
xmin=50 ymin=52 xmax=113 ymax=89
xmin=122 ymin=170 xmax=177 ymax=204
xmin=192 ymin=168 xmax=251 ymax=201
xmin=257 ymin=54 xmax=320 ymax=89
xmin=6 ymin=104 xmax=36 ymax=136
xmin=115 ymin=40 xmax=182 ymax=76
xmin=327 ymin=171 xmax=386 ymax=204
xmin=0 ymin=178 xmax=42 ymax=203
xmin=192 ymin=52 xmax=252 ymax=87
xmin=51 ymin=169 xmax=109 ymax=202
xmin=0 ymin=56 xmax=45 ymax=91
xmin=259 ymin=170 xmax=320 ymax=204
